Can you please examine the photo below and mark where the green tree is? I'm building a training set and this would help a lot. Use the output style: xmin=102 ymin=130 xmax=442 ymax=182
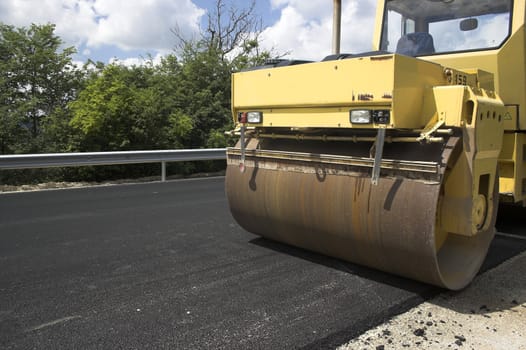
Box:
xmin=170 ymin=44 xmax=232 ymax=148
xmin=0 ymin=23 xmax=82 ymax=154
xmin=170 ymin=0 xmax=276 ymax=149
xmin=69 ymin=60 xmax=194 ymax=152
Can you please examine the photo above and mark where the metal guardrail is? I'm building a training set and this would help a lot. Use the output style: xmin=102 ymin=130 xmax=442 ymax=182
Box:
xmin=0 ymin=149 xmax=227 ymax=181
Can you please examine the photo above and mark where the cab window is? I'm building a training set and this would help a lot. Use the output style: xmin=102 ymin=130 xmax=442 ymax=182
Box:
xmin=381 ymin=0 xmax=512 ymax=56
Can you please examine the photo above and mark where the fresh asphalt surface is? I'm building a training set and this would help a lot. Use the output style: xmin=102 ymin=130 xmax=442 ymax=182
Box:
xmin=1 ymin=177 xmax=525 ymax=349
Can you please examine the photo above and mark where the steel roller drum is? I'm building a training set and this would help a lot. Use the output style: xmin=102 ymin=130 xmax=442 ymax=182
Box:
xmin=225 ymin=136 xmax=497 ymax=290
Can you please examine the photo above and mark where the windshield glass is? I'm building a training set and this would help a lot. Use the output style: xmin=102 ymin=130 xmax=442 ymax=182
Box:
xmin=380 ymin=0 xmax=512 ymax=56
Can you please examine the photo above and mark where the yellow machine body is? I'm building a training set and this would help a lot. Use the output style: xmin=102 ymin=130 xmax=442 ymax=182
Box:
xmin=233 ymin=55 xmax=440 ymax=130
xmin=225 ymin=0 xmax=525 ymax=289
xmin=370 ymin=0 xmax=526 ymax=204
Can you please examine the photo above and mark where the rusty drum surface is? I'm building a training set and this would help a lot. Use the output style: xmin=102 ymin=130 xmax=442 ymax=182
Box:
xmin=225 ymin=137 xmax=496 ymax=290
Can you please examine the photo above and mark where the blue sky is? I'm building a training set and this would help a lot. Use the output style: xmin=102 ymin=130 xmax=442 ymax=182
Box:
xmin=0 ymin=0 xmax=377 ymax=65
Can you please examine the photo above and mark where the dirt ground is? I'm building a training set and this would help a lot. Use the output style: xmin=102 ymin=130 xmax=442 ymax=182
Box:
xmin=338 ymin=251 xmax=526 ymax=350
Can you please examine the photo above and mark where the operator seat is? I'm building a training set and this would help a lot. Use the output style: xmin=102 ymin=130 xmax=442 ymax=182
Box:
xmin=396 ymin=32 xmax=435 ymax=56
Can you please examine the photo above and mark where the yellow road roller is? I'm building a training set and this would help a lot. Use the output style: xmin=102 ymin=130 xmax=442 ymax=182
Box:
xmin=225 ymin=0 xmax=526 ymax=290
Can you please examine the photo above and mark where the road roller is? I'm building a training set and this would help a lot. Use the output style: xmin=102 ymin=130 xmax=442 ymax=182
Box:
xmin=225 ymin=0 xmax=526 ymax=290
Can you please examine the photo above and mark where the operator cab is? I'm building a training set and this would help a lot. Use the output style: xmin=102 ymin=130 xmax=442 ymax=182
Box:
xmin=381 ymin=0 xmax=513 ymax=57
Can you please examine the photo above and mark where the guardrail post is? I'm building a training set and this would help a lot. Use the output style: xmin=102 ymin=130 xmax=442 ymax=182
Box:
xmin=161 ymin=161 xmax=166 ymax=182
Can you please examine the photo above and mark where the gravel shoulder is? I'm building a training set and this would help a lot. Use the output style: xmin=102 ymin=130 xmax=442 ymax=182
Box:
xmin=338 ymin=249 xmax=526 ymax=350
xmin=0 ymin=172 xmax=225 ymax=193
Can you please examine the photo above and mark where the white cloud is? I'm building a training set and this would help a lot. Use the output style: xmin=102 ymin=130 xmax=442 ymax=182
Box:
xmin=0 ymin=0 xmax=379 ymax=63
xmin=261 ymin=0 xmax=377 ymax=61
xmin=270 ymin=0 xmax=331 ymax=19
xmin=0 ymin=0 xmax=204 ymax=57
xmin=109 ymin=52 xmax=165 ymax=67
xmin=88 ymin=0 xmax=204 ymax=51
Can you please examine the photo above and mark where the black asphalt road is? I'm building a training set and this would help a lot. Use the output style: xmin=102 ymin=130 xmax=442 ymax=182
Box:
xmin=1 ymin=178 xmax=525 ymax=350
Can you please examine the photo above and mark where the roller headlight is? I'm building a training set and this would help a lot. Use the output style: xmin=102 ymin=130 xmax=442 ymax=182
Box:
xmin=247 ymin=111 xmax=263 ymax=123
xmin=350 ymin=110 xmax=372 ymax=124
xmin=238 ymin=111 xmax=263 ymax=124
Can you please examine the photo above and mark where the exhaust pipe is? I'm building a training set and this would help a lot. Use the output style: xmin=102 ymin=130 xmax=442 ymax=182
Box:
xmin=332 ymin=0 xmax=342 ymax=54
